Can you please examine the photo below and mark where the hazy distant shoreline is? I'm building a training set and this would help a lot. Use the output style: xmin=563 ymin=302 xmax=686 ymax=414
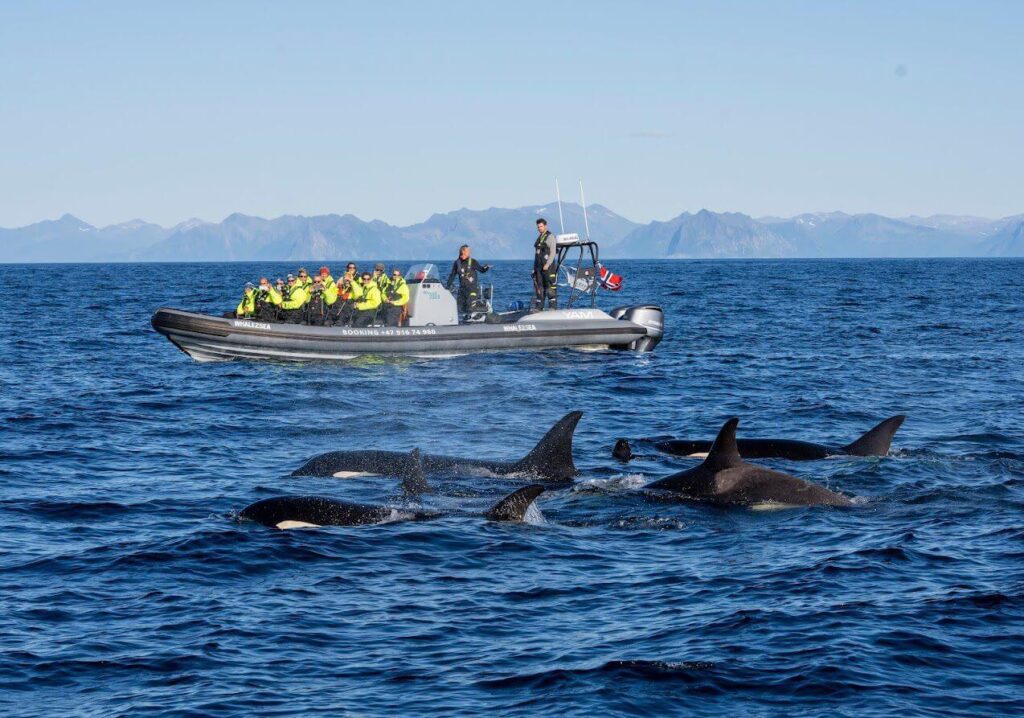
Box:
xmin=3 ymin=203 xmax=1022 ymax=263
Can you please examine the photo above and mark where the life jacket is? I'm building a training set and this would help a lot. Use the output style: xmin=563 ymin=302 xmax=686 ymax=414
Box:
xmin=281 ymin=284 xmax=309 ymax=310
xmin=355 ymin=282 xmax=382 ymax=310
xmin=236 ymin=291 xmax=256 ymax=317
xmin=456 ymin=258 xmax=480 ymax=287
xmin=535 ymin=231 xmax=554 ymax=266
xmin=254 ymin=289 xmax=270 ymax=310
xmin=339 ymin=278 xmax=362 ymax=302
xmin=385 ymin=277 xmax=409 ymax=306
xmin=324 ymin=281 xmax=339 ymax=305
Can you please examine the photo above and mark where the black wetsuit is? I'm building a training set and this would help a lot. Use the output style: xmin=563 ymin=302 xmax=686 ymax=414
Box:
xmin=446 ymin=256 xmax=490 ymax=313
xmin=328 ymin=281 xmax=356 ymax=326
xmin=254 ymin=290 xmax=279 ymax=322
xmin=533 ymin=231 xmax=557 ymax=310
xmin=279 ymin=286 xmax=304 ymax=324
xmin=306 ymin=291 xmax=327 ymax=326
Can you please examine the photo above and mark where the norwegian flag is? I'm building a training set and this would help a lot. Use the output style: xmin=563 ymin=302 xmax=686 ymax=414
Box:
xmin=597 ymin=262 xmax=623 ymax=291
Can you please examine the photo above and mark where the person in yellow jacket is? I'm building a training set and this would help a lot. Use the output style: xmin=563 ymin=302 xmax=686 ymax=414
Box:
xmin=382 ymin=267 xmax=409 ymax=326
xmin=318 ymin=266 xmax=335 ymax=291
xmin=328 ymin=271 xmax=362 ymax=326
xmin=372 ymin=262 xmax=391 ymax=296
xmin=254 ymin=277 xmax=283 ymax=321
xmin=280 ymin=274 xmax=309 ymax=323
xmin=352 ymin=272 xmax=382 ymax=327
xmin=235 ymin=283 xmax=257 ymax=318
xmin=323 ymin=275 xmax=339 ymax=306
xmin=318 ymin=266 xmax=338 ymax=317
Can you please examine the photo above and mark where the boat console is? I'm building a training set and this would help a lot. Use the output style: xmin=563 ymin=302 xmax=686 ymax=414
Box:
xmin=404 ymin=263 xmax=458 ymax=327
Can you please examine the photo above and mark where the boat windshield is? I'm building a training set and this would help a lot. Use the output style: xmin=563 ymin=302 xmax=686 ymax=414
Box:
xmin=406 ymin=263 xmax=441 ymax=283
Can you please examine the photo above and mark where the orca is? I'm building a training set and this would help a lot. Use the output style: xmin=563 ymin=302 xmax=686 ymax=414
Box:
xmin=646 ymin=418 xmax=854 ymax=508
xmin=292 ymin=411 xmax=581 ymax=482
xmin=616 ymin=415 xmax=906 ymax=462
xmin=239 ymin=485 xmax=546 ymax=529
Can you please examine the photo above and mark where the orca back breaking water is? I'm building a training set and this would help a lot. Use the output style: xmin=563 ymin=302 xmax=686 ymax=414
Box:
xmin=646 ymin=418 xmax=854 ymax=508
xmin=239 ymin=485 xmax=546 ymax=529
xmin=617 ymin=415 xmax=906 ymax=461
xmin=292 ymin=411 xmax=582 ymax=481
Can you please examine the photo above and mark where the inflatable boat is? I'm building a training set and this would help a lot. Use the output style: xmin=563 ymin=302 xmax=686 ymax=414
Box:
xmin=152 ymin=258 xmax=663 ymax=362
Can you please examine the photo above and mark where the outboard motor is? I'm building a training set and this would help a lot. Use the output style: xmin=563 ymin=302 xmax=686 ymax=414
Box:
xmin=610 ymin=305 xmax=664 ymax=352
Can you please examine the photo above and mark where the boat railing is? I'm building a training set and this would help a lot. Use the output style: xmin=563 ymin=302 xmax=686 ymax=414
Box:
xmin=554 ymin=239 xmax=599 ymax=309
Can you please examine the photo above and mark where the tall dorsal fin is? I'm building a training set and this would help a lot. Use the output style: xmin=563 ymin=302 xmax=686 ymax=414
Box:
xmin=484 ymin=485 xmax=545 ymax=522
xmin=513 ymin=411 xmax=582 ymax=481
xmin=400 ymin=448 xmax=431 ymax=496
xmin=703 ymin=417 xmax=743 ymax=469
xmin=841 ymin=415 xmax=906 ymax=456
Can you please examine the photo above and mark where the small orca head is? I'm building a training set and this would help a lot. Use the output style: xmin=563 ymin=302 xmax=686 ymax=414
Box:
xmin=612 ymin=438 xmax=633 ymax=461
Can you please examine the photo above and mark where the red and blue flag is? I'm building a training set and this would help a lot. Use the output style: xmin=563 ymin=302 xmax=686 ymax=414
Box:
xmin=597 ymin=263 xmax=623 ymax=291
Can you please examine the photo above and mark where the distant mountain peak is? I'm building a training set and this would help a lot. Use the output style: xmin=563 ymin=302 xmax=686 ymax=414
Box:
xmin=56 ymin=213 xmax=92 ymax=228
xmin=172 ymin=218 xmax=209 ymax=232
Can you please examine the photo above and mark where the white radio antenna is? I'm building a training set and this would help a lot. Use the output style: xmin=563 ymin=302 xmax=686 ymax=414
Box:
xmin=555 ymin=178 xmax=565 ymax=234
xmin=579 ymin=180 xmax=591 ymax=240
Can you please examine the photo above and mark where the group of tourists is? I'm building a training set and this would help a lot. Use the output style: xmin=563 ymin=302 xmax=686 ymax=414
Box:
xmin=234 ymin=263 xmax=409 ymax=327
xmin=232 ymin=218 xmax=562 ymax=327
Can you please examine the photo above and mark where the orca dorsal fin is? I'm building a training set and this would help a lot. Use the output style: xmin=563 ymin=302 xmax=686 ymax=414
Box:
xmin=703 ymin=418 xmax=743 ymax=469
xmin=400 ymin=448 xmax=431 ymax=496
xmin=484 ymin=485 xmax=545 ymax=522
xmin=513 ymin=411 xmax=582 ymax=481
xmin=841 ymin=415 xmax=906 ymax=456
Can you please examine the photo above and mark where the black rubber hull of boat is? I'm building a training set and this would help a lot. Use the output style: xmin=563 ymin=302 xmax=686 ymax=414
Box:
xmin=151 ymin=308 xmax=654 ymax=361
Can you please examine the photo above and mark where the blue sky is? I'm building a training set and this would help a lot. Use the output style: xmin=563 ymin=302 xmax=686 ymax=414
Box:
xmin=1 ymin=0 xmax=1021 ymax=227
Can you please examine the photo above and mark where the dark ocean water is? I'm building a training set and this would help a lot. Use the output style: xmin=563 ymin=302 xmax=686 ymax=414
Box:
xmin=2 ymin=258 xmax=1023 ymax=717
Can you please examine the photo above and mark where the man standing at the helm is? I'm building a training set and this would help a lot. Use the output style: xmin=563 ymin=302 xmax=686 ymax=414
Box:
xmin=532 ymin=218 xmax=558 ymax=311
xmin=446 ymin=244 xmax=491 ymax=315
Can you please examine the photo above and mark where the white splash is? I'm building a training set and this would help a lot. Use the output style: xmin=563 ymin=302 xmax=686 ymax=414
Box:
xmin=522 ymin=503 xmax=546 ymax=525
xmin=575 ymin=474 xmax=648 ymax=491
